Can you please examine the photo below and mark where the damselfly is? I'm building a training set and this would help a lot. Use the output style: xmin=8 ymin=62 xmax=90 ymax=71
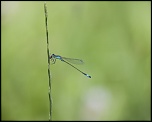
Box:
xmin=50 ymin=54 xmax=91 ymax=78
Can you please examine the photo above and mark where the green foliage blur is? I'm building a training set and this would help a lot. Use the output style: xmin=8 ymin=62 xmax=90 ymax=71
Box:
xmin=1 ymin=1 xmax=151 ymax=121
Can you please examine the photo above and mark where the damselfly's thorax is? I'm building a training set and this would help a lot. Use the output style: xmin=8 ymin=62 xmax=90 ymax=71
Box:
xmin=50 ymin=54 xmax=63 ymax=64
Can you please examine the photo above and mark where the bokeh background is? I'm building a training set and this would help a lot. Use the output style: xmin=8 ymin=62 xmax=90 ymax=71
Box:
xmin=1 ymin=1 xmax=151 ymax=121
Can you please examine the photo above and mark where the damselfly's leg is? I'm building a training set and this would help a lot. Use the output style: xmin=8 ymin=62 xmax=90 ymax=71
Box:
xmin=51 ymin=58 xmax=56 ymax=64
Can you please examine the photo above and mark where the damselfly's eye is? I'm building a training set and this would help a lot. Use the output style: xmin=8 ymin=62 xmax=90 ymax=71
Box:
xmin=49 ymin=55 xmax=52 ymax=59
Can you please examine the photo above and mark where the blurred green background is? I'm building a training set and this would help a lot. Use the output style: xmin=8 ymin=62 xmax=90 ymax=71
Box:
xmin=1 ymin=1 xmax=151 ymax=121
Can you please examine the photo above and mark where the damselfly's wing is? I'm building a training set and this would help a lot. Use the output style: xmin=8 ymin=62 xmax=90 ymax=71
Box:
xmin=61 ymin=57 xmax=84 ymax=65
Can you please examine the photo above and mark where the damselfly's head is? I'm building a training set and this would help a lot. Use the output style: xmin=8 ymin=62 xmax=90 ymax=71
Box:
xmin=50 ymin=54 xmax=55 ymax=59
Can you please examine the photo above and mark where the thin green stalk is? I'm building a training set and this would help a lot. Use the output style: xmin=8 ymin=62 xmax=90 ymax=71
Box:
xmin=44 ymin=2 xmax=52 ymax=121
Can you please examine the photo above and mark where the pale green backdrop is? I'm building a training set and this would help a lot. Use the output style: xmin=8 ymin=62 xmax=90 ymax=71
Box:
xmin=1 ymin=1 xmax=151 ymax=121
